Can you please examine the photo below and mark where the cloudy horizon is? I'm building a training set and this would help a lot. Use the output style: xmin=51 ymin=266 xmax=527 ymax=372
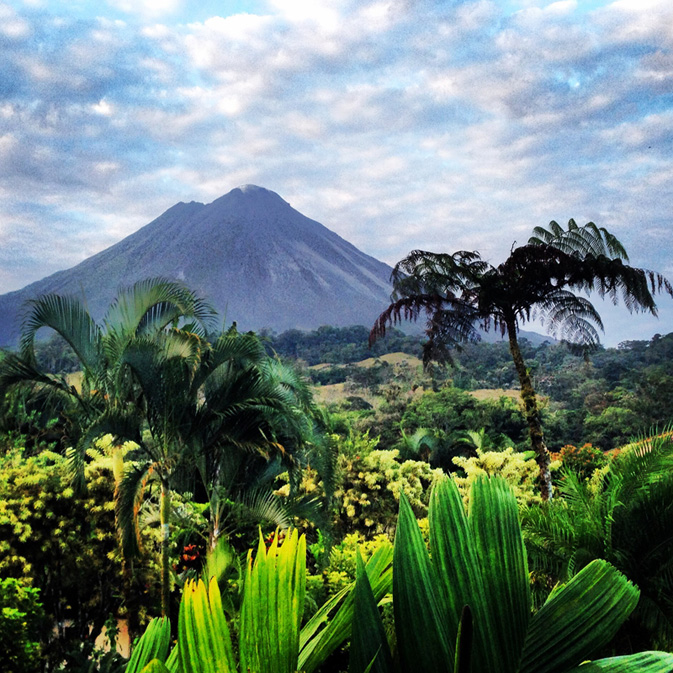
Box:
xmin=2 ymin=0 xmax=673 ymax=345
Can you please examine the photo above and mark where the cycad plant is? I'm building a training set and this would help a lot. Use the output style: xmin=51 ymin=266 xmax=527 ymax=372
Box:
xmin=523 ymin=431 xmax=673 ymax=652
xmin=348 ymin=475 xmax=673 ymax=673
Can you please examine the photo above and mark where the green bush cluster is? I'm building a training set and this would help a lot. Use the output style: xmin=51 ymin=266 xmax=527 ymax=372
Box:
xmin=333 ymin=448 xmax=444 ymax=536
xmin=0 ymin=446 xmax=160 ymax=668
xmin=306 ymin=531 xmax=392 ymax=617
xmin=452 ymin=447 xmax=543 ymax=506
xmin=0 ymin=577 xmax=45 ymax=673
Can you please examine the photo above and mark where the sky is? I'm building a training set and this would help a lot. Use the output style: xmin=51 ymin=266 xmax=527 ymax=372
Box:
xmin=1 ymin=0 xmax=673 ymax=345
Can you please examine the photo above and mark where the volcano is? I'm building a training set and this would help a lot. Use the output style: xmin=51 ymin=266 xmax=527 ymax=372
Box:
xmin=0 ymin=185 xmax=394 ymax=345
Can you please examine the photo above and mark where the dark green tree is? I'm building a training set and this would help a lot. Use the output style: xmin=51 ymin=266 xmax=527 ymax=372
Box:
xmin=110 ymin=327 xmax=318 ymax=614
xmin=371 ymin=220 xmax=672 ymax=499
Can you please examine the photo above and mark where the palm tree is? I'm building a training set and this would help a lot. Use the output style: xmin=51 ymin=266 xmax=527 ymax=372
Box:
xmin=371 ymin=220 xmax=672 ymax=499
xmin=0 ymin=281 xmax=320 ymax=617
xmin=0 ymin=279 xmax=218 ymax=617
xmin=111 ymin=326 xmax=319 ymax=615
xmin=0 ymin=278 xmax=217 ymax=475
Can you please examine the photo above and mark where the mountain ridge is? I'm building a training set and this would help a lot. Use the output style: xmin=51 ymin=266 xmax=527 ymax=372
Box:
xmin=0 ymin=185 xmax=394 ymax=345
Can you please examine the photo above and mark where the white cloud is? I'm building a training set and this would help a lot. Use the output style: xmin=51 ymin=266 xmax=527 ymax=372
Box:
xmin=106 ymin=0 xmax=184 ymax=19
xmin=0 ymin=0 xmax=672 ymax=342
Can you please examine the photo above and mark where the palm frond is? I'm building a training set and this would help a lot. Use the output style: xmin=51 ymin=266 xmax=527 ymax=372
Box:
xmin=103 ymin=277 xmax=217 ymax=338
xmin=528 ymin=219 xmax=629 ymax=261
xmin=116 ymin=460 xmax=155 ymax=559
xmin=19 ymin=293 xmax=102 ymax=373
xmin=533 ymin=290 xmax=603 ymax=347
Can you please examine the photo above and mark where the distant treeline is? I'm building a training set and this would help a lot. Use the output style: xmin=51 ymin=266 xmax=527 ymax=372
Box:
xmin=15 ymin=324 xmax=673 ymax=450
xmin=262 ymin=325 xmax=673 ymax=450
xmin=261 ymin=324 xmax=424 ymax=365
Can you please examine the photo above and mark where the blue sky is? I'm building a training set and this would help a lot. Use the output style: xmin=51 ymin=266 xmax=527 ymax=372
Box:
xmin=1 ymin=0 xmax=673 ymax=344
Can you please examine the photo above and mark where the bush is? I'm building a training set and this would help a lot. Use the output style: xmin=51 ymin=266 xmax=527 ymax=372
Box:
xmin=0 ymin=577 xmax=45 ymax=673
xmin=0 ymin=446 xmax=159 ymax=668
xmin=333 ymin=448 xmax=444 ymax=536
xmin=553 ymin=443 xmax=608 ymax=480
xmin=452 ymin=447 xmax=543 ymax=506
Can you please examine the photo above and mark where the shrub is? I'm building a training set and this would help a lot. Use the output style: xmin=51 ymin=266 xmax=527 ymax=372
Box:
xmin=452 ymin=447 xmax=543 ymax=506
xmin=553 ymin=443 xmax=608 ymax=480
xmin=0 ymin=577 xmax=45 ymax=673
xmin=334 ymin=449 xmax=444 ymax=536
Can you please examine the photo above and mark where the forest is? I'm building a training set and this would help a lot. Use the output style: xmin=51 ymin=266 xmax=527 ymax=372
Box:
xmin=2 ymin=220 xmax=673 ymax=673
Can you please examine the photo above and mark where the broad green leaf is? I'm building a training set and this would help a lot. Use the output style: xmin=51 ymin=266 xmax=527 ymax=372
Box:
xmin=454 ymin=605 xmax=473 ymax=673
xmin=349 ymin=550 xmax=393 ymax=673
xmin=299 ymin=541 xmax=393 ymax=673
xmin=139 ymin=660 xmax=172 ymax=673
xmin=164 ymin=644 xmax=181 ymax=673
xmin=469 ymin=475 xmax=530 ymax=673
xmin=393 ymin=491 xmax=451 ymax=673
xmin=239 ymin=529 xmax=306 ymax=673
xmin=126 ymin=617 xmax=171 ymax=673
xmin=565 ymin=651 xmax=673 ymax=672
xmin=519 ymin=560 xmax=640 ymax=673
xmin=429 ymin=477 xmax=492 ymax=671
xmin=178 ymin=578 xmax=237 ymax=673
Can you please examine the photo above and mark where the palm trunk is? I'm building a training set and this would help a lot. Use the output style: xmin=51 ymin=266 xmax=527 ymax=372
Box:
xmin=160 ymin=479 xmax=171 ymax=617
xmin=505 ymin=319 xmax=553 ymax=501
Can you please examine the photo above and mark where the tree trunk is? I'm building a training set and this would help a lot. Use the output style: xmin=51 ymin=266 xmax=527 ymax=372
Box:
xmin=160 ymin=479 xmax=171 ymax=617
xmin=506 ymin=319 xmax=553 ymax=501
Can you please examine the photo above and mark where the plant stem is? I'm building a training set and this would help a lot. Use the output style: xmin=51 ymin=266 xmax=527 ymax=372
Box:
xmin=160 ymin=479 xmax=171 ymax=616
xmin=506 ymin=318 xmax=553 ymax=501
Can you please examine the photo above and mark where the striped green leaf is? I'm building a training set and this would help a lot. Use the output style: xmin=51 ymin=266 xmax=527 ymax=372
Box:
xmin=565 ymin=651 xmax=673 ymax=672
xmin=393 ymin=491 xmax=451 ymax=673
xmin=349 ymin=550 xmax=393 ymax=673
xmin=239 ymin=529 xmax=306 ymax=673
xmin=178 ymin=578 xmax=237 ymax=673
xmin=519 ymin=559 xmax=640 ymax=673
xmin=126 ymin=617 xmax=171 ymax=673
xmin=469 ymin=475 xmax=530 ymax=673
xmin=139 ymin=660 xmax=172 ymax=673
xmin=429 ymin=477 xmax=493 ymax=672
xmin=454 ymin=605 xmax=474 ymax=673
xmin=164 ymin=644 xmax=181 ymax=673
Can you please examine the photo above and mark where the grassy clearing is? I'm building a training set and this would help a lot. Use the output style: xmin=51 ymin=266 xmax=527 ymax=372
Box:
xmin=469 ymin=388 xmax=520 ymax=402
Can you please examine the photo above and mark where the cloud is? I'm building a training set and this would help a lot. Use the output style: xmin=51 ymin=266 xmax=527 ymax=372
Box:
xmin=106 ymin=0 xmax=184 ymax=19
xmin=0 ymin=0 xmax=672 ymax=342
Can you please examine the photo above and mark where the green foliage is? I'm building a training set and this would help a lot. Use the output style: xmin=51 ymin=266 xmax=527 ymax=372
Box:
xmin=583 ymin=406 xmax=643 ymax=449
xmin=371 ymin=220 xmax=673 ymax=499
xmin=350 ymin=475 xmax=673 ymax=672
xmin=127 ymin=528 xmax=392 ymax=673
xmin=306 ymin=532 xmax=393 ymax=613
xmin=554 ymin=443 xmax=608 ymax=480
xmin=0 ymin=577 xmax=45 ymax=673
xmin=334 ymin=447 xmax=444 ymax=536
xmin=399 ymin=387 xmax=528 ymax=460
xmin=0 ymin=447 xmax=158 ymax=668
xmin=523 ymin=432 xmax=673 ymax=651
xmin=283 ymin=429 xmax=442 ymax=538
xmin=452 ymin=447 xmax=543 ymax=506
xmin=266 ymin=325 xmax=423 ymax=366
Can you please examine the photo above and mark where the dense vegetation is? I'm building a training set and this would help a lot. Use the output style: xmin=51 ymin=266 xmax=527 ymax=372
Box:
xmin=1 ymin=238 xmax=673 ymax=671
